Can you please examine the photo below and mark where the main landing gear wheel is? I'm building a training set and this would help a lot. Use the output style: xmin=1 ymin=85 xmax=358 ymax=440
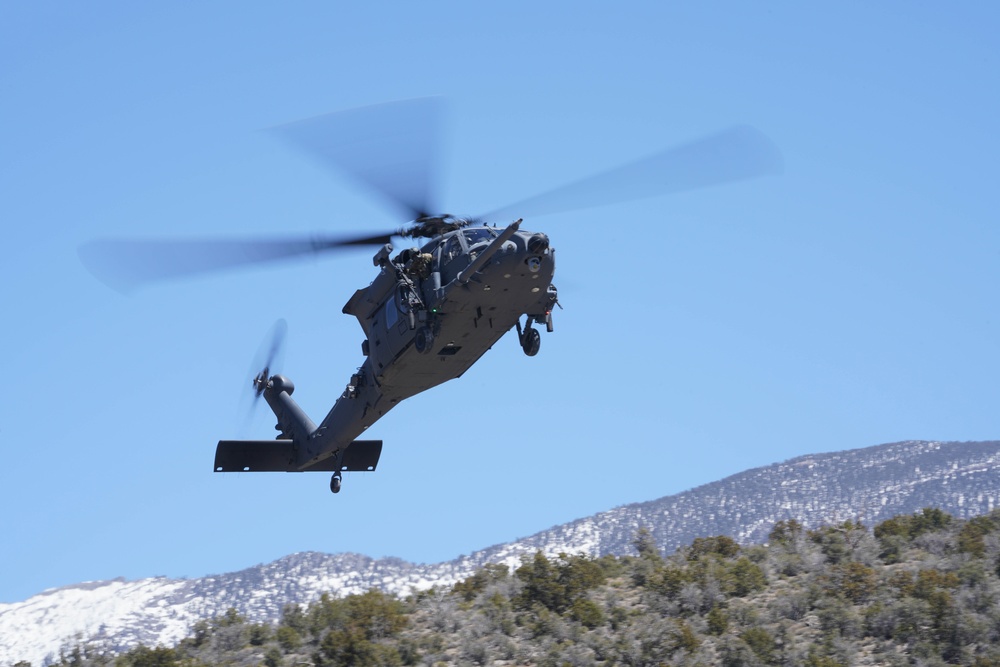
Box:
xmin=330 ymin=473 xmax=342 ymax=494
xmin=522 ymin=328 xmax=541 ymax=356
xmin=516 ymin=317 xmax=542 ymax=357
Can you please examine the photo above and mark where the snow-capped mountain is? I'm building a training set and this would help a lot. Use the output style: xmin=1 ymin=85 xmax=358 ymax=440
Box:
xmin=3 ymin=439 xmax=999 ymax=666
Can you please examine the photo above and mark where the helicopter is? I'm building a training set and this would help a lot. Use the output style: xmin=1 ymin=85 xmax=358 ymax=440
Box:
xmin=79 ymin=98 xmax=781 ymax=494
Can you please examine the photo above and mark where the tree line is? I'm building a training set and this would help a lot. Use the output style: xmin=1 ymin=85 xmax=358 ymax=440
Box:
xmin=25 ymin=507 xmax=1000 ymax=667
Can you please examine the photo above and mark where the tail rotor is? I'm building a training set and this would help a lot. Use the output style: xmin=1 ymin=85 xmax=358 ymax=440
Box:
xmin=241 ymin=319 xmax=288 ymax=429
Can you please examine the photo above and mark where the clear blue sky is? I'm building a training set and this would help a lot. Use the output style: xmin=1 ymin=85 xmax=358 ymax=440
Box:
xmin=2 ymin=2 xmax=998 ymax=603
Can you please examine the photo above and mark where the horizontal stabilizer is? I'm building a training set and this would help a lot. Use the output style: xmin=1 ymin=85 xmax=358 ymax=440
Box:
xmin=214 ymin=439 xmax=383 ymax=473
xmin=304 ymin=440 xmax=382 ymax=472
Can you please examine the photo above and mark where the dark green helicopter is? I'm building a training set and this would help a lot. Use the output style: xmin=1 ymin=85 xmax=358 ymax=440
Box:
xmin=79 ymin=99 xmax=781 ymax=494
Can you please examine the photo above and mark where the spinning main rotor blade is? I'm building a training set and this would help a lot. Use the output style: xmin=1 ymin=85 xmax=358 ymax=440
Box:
xmin=78 ymin=232 xmax=392 ymax=293
xmin=479 ymin=125 xmax=782 ymax=222
xmin=269 ymin=97 xmax=445 ymax=221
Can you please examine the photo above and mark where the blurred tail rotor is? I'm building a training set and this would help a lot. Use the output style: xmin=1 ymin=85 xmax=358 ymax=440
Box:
xmin=241 ymin=318 xmax=288 ymax=430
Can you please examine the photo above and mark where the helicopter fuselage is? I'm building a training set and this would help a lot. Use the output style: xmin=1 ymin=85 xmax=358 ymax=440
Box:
xmin=215 ymin=218 xmax=557 ymax=488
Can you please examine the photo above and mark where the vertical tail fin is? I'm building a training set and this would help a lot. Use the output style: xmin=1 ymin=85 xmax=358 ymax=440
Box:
xmin=261 ymin=375 xmax=316 ymax=443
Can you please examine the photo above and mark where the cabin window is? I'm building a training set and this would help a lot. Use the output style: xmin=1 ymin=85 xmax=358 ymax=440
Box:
xmin=384 ymin=297 xmax=398 ymax=328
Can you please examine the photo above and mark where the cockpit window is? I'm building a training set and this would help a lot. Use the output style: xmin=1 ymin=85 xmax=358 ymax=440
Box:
xmin=443 ymin=236 xmax=462 ymax=262
xmin=397 ymin=285 xmax=410 ymax=313
xmin=462 ymin=228 xmax=496 ymax=246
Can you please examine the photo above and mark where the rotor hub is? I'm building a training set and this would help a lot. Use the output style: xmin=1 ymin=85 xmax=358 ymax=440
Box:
xmin=406 ymin=214 xmax=470 ymax=239
xmin=252 ymin=368 xmax=269 ymax=398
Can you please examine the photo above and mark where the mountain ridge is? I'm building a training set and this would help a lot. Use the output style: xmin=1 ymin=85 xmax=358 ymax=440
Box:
xmin=3 ymin=439 xmax=999 ymax=666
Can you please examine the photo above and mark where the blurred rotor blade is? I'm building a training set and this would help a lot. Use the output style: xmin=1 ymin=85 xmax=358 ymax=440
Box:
xmin=269 ymin=98 xmax=446 ymax=221
xmin=78 ymin=232 xmax=393 ymax=293
xmin=255 ymin=317 xmax=287 ymax=379
xmin=479 ymin=125 xmax=782 ymax=222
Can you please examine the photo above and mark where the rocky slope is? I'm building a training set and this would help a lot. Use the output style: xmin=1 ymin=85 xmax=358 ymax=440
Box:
xmin=3 ymin=439 xmax=998 ymax=666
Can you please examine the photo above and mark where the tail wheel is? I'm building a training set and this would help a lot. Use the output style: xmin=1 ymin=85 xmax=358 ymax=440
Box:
xmin=330 ymin=473 xmax=342 ymax=494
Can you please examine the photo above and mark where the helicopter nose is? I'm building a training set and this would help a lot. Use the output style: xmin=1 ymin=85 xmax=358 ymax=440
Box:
xmin=527 ymin=233 xmax=549 ymax=254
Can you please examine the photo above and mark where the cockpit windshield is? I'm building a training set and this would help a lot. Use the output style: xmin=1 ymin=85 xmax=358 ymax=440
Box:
xmin=463 ymin=228 xmax=497 ymax=246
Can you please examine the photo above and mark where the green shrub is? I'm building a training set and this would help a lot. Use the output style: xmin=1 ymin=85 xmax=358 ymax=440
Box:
xmin=688 ymin=536 xmax=740 ymax=560
xmin=740 ymin=627 xmax=776 ymax=663
xmin=514 ymin=552 xmax=605 ymax=614
xmin=569 ymin=598 xmax=604 ymax=628
xmin=728 ymin=557 xmax=768 ymax=597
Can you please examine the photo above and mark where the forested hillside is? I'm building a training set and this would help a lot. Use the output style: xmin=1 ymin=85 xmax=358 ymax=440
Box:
xmin=7 ymin=440 xmax=998 ymax=666
xmin=32 ymin=508 xmax=1000 ymax=667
